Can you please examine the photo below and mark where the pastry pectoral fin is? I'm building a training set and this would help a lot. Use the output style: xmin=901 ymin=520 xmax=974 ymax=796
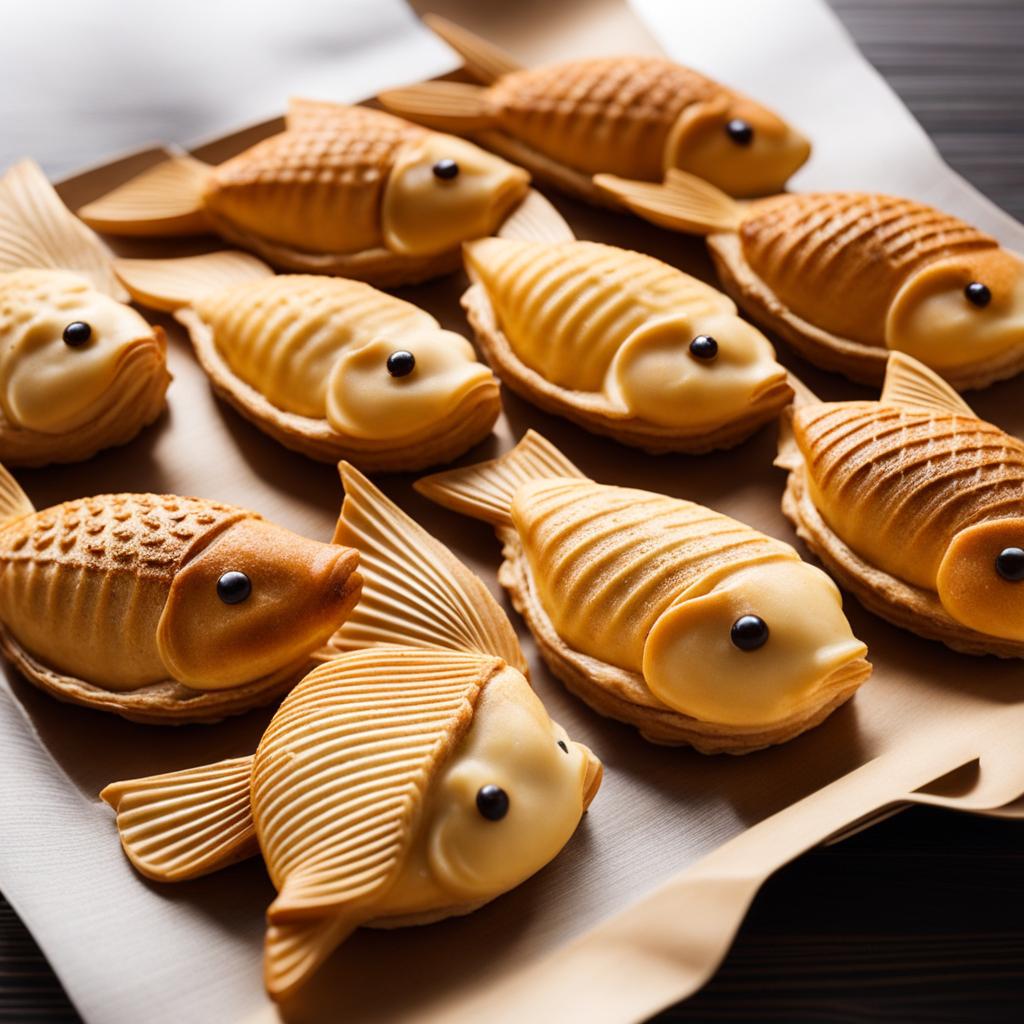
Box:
xmin=415 ymin=429 xmax=584 ymax=526
xmin=99 ymin=757 xmax=258 ymax=883
xmin=264 ymin=916 xmax=355 ymax=1001
xmin=376 ymin=81 xmax=498 ymax=132
xmin=113 ymin=250 xmax=273 ymax=313
xmin=495 ymin=188 xmax=575 ymax=243
xmin=774 ymin=371 xmax=821 ymax=471
xmin=331 ymin=463 xmax=525 ymax=669
xmin=879 ymin=352 xmax=974 ymax=415
xmin=593 ymin=169 xmax=742 ymax=235
xmin=421 ymin=14 xmax=523 ymax=83
xmin=0 ymin=463 xmax=34 ymax=524
xmin=76 ymin=155 xmax=212 ymax=238
xmin=0 ymin=159 xmax=126 ymax=299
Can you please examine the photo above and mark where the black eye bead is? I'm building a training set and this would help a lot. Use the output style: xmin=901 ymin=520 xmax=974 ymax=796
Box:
xmin=216 ymin=570 xmax=252 ymax=605
xmin=965 ymin=282 xmax=991 ymax=308
xmin=386 ymin=350 xmax=416 ymax=378
xmin=432 ymin=158 xmax=460 ymax=180
xmin=731 ymin=614 xmax=769 ymax=651
xmin=476 ymin=784 xmax=509 ymax=821
xmin=995 ymin=547 xmax=1024 ymax=582
xmin=725 ymin=119 xmax=754 ymax=146
xmin=557 ymin=739 xmax=569 ymax=754
xmin=62 ymin=321 xmax=92 ymax=347
xmin=689 ymin=335 xmax=719 ymax=361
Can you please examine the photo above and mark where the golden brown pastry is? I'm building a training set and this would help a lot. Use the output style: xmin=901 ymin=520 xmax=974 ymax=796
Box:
xmin=76 ymin=99 xmax=531 ymax=287
xmin=0 ymin=160 xmax=169 ymax=465
xmin=596 ymin=171 xmax=1024 ymax=390
xmin=0 ymin=463 xmax=361 ymax=722
xmin=377 ymin=15 xmax=809 ymax=206
xmin=778 ymin=352 xmax=1024 ymax=656
xmin=461 ymin=191 xmax=791 ymax=453
xmin=101 ymin=464 xmax=601 ymax=999
xmin=113 ymin=250 xmax=500 ymax=470
xmin=417 ymin=431 xmax=870 ymax=753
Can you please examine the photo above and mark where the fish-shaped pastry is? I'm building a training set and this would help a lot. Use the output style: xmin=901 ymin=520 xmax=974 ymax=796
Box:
xmin=417 ymin=431 xmax=870 ymax=753
xmin=101 ymin=464 xmax=601 ymax=999
xmin=113 ymin=249 xmax=500 ymax=470
xmin=461 ymin=190 xmax=791 ymax=453
xmin=0 ymin=160 xmax=170 ymax=465
xmin=596 ymin=171 xmax=1024 ymax=390
xmin=778 ymin=352 xmax=1024 ymax=657
xmin=76 ymin=98 xmax=531 ymax=288
xmin=0 ymin=463 xmax=361 ymax=722
xmin=377 ymin=15 xmax=810 ymax=207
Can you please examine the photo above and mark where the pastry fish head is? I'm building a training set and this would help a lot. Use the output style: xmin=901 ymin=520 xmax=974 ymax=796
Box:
xmin=325 ymin=330 xmax=498 ymax=441
xmin=157 ymin=519 xmax=361 ymax=690
xmin=423 ymin=666 xmax=600 ymax=903
xmin=605 ymin=311 xmax=789 ymax=427
xmin=665 ymin=92 xmax=811 ymax=198
xmin=0 ymin=269 xmax=166 ymax=434
xmin=382 ymin=134 xmax=530 ymax=256
xmin=886 ymin=248 xmax=1024 ymax=370
xmin=937 ymin=517 xmax=1024 ymax=641
xmin=642 ymin=561 xmax=869 ymax=727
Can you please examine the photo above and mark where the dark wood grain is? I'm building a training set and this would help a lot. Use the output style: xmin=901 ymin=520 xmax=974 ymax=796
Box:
xmin=2 ymin=1 xmax=1023 ymax=1021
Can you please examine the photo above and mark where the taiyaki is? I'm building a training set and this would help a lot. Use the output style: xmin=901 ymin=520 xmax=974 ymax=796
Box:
xmin=417 ymin=431 xmax=870 ymax=753
xmin=461 ymin=190 xmax=791 ymax=453
xmin=76 ymin=99 xmax=532 ymax=287
xmin=0 ymin=463 xmax=361 ymax=722
xmin=778 ymin=352 xmax=1024 ymax=656
xmin=101 ymin=464 xmax=601 ymax=999
xmin=377 ymin=16 xmax=810 ymax=207
xmin=596 ymin=171 xmax=1024 ymax=390
xmin=113 ymin=249 xmax=500 ymax=470
xmin=0 ymin=160 xmax=169 ymax=465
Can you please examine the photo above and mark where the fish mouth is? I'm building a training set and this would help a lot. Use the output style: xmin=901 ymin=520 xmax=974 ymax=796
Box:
xmin=491 ymin=173 xmax=532 ymax=232
xmin=581 ymin=745 xmax=603 ymax=810
xmin=816 ymin=649 xmax=872 ymax=698
xmin=325 ymin=546 xmax=362 ymax=608
xmin=750 ymin=368 xmax=792 ymax=404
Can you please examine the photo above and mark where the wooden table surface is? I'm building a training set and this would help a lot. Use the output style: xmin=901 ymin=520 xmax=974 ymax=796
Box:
xmin=2 ymin=1 xmax=1023 ymax=1021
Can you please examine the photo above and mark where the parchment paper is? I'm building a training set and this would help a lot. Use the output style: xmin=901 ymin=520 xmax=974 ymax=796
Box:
xmin=1 ymin=2 xmax=1023 ymax=1023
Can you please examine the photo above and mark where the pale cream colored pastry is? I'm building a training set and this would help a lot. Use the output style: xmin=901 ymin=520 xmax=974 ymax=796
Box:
xmin=377 ymin=16 xmax=809 ymax=207
xmin=596 ymin=170 xmax=1024 ymax=390
xmin=100 ymin=464 xmax=601 ymax=999
xmin=0 ymin=462 xmax=361 ymax=722
xmin=417 ymin=431 xmax=871 ymax=753
xmin=460 ymin=191 xmax=791 ymax=453
xmin=0 ymin=160 xmax=169 ymax=465
xmin=77 ymin=99 xmax=531 ymax=287
xmin=114 ymin=250 xmax=501 ymax=470
xmin=778 ymin=353 xmax=1024 ymax=656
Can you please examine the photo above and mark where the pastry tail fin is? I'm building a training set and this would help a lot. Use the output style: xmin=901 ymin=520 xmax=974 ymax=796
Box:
xmin=0 ymin=159 xmax=127 ymax=299
xmin=415 ymin=429 xmax=584 ymax=527
xmin=264 ymin=916 xmax=355 ymax=1002
xmin=0 ymin=464 xmax=34 ymax=525
xmin=594 ymin=168 xmax=743 ymax=235
xmin=774 ymin=371 xmax=821 ymax=471
xmin=421 ymin=14 xmax=523 ymax=83
xmin=376 ymin=81 xmax=498 ymax=132
xmin=113 ymin=250 xmax=274 ymax=313
xmin=76 ymin=155 xmax=212 ymax=238
xmin=496 ymin=188 xmax=575 ymax=243
xmin=100 ymin=756 xmax=258 ymax=883
xmin=329 ymin=463 xmax=526 ymax=669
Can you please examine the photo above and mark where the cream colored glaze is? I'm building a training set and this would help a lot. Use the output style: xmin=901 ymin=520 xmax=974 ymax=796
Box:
xmin=382 ymin=134 xmax=529 ymax=256
xmin=643 ymin=562 xmax=867 ymax=726
xmin=886 ymin=249 xmax=1024 ymax=369
xmin=0 ymin=269 xmax=158 ymax=433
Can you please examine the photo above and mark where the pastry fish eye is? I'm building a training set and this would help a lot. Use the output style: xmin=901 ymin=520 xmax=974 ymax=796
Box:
xmin=965 ymin=281 xmax=992 ymax=308
xmin=730 ymin=614 xmax=769 ymax=651
xmin=62 ymin=320 xmax=92 ymax=347
xmin=995 ymin=547 xmax=1024 ymax=581
xmin=216 ymin=570 xmax=252 ymax=605
xmin=725 ymin=118 xmax=754 ymax=146
xmin=688 ymin=334 xmax=719 ymax=361
xmin=386 ymin=350 xmax=416 ymax=377
xmin=432 ymin=158 xmax=460 ymax=180
xmin=557 ymin=739 xmax=569 ymax=754
xmin=475 ymin=783 xmax=509 ymax=821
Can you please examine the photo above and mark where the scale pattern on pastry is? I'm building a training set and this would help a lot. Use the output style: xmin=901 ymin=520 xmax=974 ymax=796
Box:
xmin=101 ymin=464 xmax=601 ymax=999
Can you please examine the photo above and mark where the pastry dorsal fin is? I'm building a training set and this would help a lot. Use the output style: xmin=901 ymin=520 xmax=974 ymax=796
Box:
xmin=422 ymin=14 xmax=522 ymax=83
xmin=774 ymin=371 xmax=821 ymax=471
xmin=880 ymin=353 xmax=974 ymax=416
xmin=0 ymin=463 xmax=34 ymax=525
xmin=497 ymin=188 xmax=575 ymax=243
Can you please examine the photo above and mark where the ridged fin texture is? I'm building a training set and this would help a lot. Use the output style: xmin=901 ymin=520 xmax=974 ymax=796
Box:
xmin=495 ymin=188 xmax=575 ymax=243
xmin=376 ymin=81 xmax=498 ymax=132
xmin=264 ymin=915 xmax=354 ymax=1001
xmin=415 ymin=429 xmax=584 ymax=526
xmin=594 ymin=169 xmax=742 ymax=234
xmin=422 ymin=14 xmax=523 ymax=83
xmin=0 ymin=159 xmax=126 ymax=299
xmin=0 ymin=463 xmax=34 ymax=524
xmin=880 ymin=352 xmax=974 ymax=416
xmin=253 ymin=648 xmax=492 ymax=921
xmin=330 ymin=463 xmax=525 ymax=670
xmin=100 ymin=756 xmax=257 ymax=882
